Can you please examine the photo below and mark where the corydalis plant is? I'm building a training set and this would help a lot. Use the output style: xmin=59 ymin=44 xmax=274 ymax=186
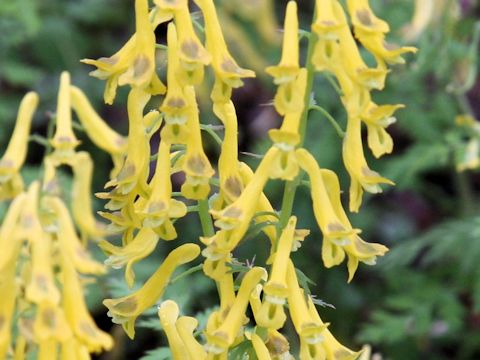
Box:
xmin=89 ymin=0 xmax=414 ymax=358
xmin=0 ymin=0 xmax=414 ymax=359
xmin=0 ymin=72 xmax=125 ymax=358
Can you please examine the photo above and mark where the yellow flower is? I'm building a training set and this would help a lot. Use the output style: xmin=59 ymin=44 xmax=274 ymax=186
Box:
xmin=0 ymin=226 xmax=20 ymax=358
xmin=248 ymin=332 xmax=272 ymax=360
xmin=268 ymin=69 xmax=307 ymax=180
xmin=158 ymin=300 xmax=207 ymax=360
xmin=180 ymin=87 xmax=215 ymax=200
xmin=50 ymin=72 xmax=81 ymax=160
xmin=62 ymin=250 xmax=113 ymax=353
xmin=286 ymin=261 xmax=328 ymax=359
xmin=194 ymin=0 xmax=255 ymax=103
xmin=213 ymin=101 xmax=244 ymax=203
xmin=312 ymin=0 xmax=347 ymax=40
xmin=296 ymin=149 xmax=387 ymax=280
xmin=0 ymin=91 xmax=38 ymax=200
xmin=211 ymin=147 xmax=278 ymax=231
xmin=343 ymin=115 xmax=394 ymax=212
xmin=346 ymin=0 xmax=389 ymax=34
xmin=256 ymin=216 xmax=297 ymax=330
xmin=160 ymin=23 xmax=191 ymax=144
xmin=71 ymin=152 xmax=108 ymax=240
xmin=46 ymin=196 xmax=105 ymax=275
xmin=82 ymin=0 xmax=167 ymax=104
xmin=38 ymin=339 xmax=58 ymax=360
xmin=33 ymin=302 xmax=72 ymax=343
xmin=205 ymin=267 xmax=266 ymax=356
xmin=139 ymin=140 xmax=187 ymax=239
xmin=266 ymin=1 xmax=301 ymax=115
xmin=362 ymin=103 xmax=404 ymax=158
xmin=158 ymin=300 xmax=190 ymax=360
xmin=0 ymin=192 xmax=26 ymax=271
xmin=173 ymin=3 xmax=211 ymax=85
xmin=104 ymin=88 xmax=151 ymax=202
xmin=70 ymin=86 xmax=127 ymax=175
xmin=306 ymin=297 xmax=362 ymax=360
xmin=103 ymin=243 xmax=200 ymax=339
xmin=100 ymin=227 xmax=159 ymax=287
xmin=61 ymin=338 xmax=91 ymax=360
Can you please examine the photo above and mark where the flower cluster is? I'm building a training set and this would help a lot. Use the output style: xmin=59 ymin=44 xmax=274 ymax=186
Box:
xmin=0 ymin=72 xmax=122 ymax=358
xmin=1 ymin=0 xmax=414 ymax=359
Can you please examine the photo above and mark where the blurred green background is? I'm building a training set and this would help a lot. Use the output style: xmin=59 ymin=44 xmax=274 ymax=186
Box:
xmin=1 ymin=0 xmax=480 ymax=359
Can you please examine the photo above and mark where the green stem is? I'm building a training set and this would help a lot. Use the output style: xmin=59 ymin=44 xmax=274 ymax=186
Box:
xmin=198 ymin=199 xmax=215 ymax=237
xmin=310 ymin=104 xmax=345 ymax=138
xmin=200 ymin=124 xmax=223 ymax=147
xmin=278 ymin=12 xmax=318 ymax=231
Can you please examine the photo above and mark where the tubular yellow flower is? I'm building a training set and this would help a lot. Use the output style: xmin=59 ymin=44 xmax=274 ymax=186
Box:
xmin=158 ymin=301 xmax=190 ymax=360
xmin=180 ymin=86 xmax=215 ymax=200
xmin=307 ymin=297 xmax=362 ymax=360
xmin=70 ymin=86 xmax=127 ymax=174
xmin=0 ymin=192 xmax=26 ymax=271
xmin=0 ymin=231 xmax=19 ymax=359
xmin=176 ymin=316 xmax=207 ymax=359
xmin=256 ymin=216 xmax=297 ymax=330
xmin=249 ymin=332 xmax=272 ymax=360
xmin=38 ymin=339 xmax=57 ymax=360
xmin=211 ymin=147 xmax=278 ymax=231
xmin=343 ymin=115 xmax=394 ymax=212
xmin=346 ymin=0 xmax=416 ymax=65
xmin=139 ymin=140 xmax=187 ymax=239
xmin=46 ymin=196 xmax=105 ymax=275
xmin=346 ymin=0 xmax=390 ymax=34
xmin=286 ymin=261 xmax=328 ymax=359
xmin=362 ymin=103 xmax=404 ymax=158
xmin=173 ymin=3 xmax=211 ymax=85
xmin=62 ymin=251 xmax=113 ymax=353
xmin=0 ymin=91 xmax=38 ymax=199
xmin=103 ymin=243 xmax=200 ymax=339
xmin=297 ymin=149 xmax=388 ymax=280
xmin=312 ymin=0 xmax=347 ymax=39
xmin=266 ymin=329 xmax=294 ymax=359
xmin=50 ymin=72 xmax=80 ymax=159
xmin=194 ymin=0 xmax=255 ymax=103
xmin=213 ymin=101 xmax=244 ymax=203
xmin=160 ymin=23 xmax=190 ymax=144
xmin=205 ymin=267 xmax=267 ymax=356
xmin=100 ymin=227 xmax=160 ymax=287
xmin=266 ymin=1 xmax=298 ymax=81
xmin=82 ymin=0 xmax=167 ymax=104
xmin=25 ymin=185 xmax=61 ymax=306
xmin=296 ymin=148 xmax=359 ymax=255
xmin=33 ymin=303 xmax=72 ymax=343
xmin=61 ymin=338 xmax=91 ymax=360
xmin=104 ymin=88 xmax=151 ymax=202
xmin=71 ymin=152 xmax=108 ymax=240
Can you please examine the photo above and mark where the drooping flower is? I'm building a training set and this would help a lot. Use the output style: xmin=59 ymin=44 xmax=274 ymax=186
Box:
xmin=71 ymin=152 xmax=108 ymax=240
xmin=266 ymin=1 xmax=302 ymax=115
xmin=138 ymin=139 xmax=187 ymax=239
xmin=158 ymin=300 xmax=207 ymax=360
xmin=194 ymin=0 xmax=255 ymax=103
xmin=70 ymin=85 xmax=127 ymax=176
xmin=256 ymin=216 xmax=297 ymax=330
xmin=342 ymin=115 xmax=394 ymax=212
xmin=82 ymin=0 xmax=167 ymax=104
xmin=100 ymin=227 xmax=160 ymax=287
xmin=180 ymin=86 xmax=215 ymax=200
xmin=362 ymin=103 xmax=404 ymax=158
xmin=50 ymin=72 xmax=81 ymax=161
xmin=204 ymin=267 xmax=266 ymax=356
xmin=0 ymin=92 xmax=38 ymax=200
xmin=103 ymin=243 xmax=200 ymax=339
xmin=160 ymin=23 xmax=191 ymax=144
xmin=296 ymin=148 xmax=388 ymax=281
